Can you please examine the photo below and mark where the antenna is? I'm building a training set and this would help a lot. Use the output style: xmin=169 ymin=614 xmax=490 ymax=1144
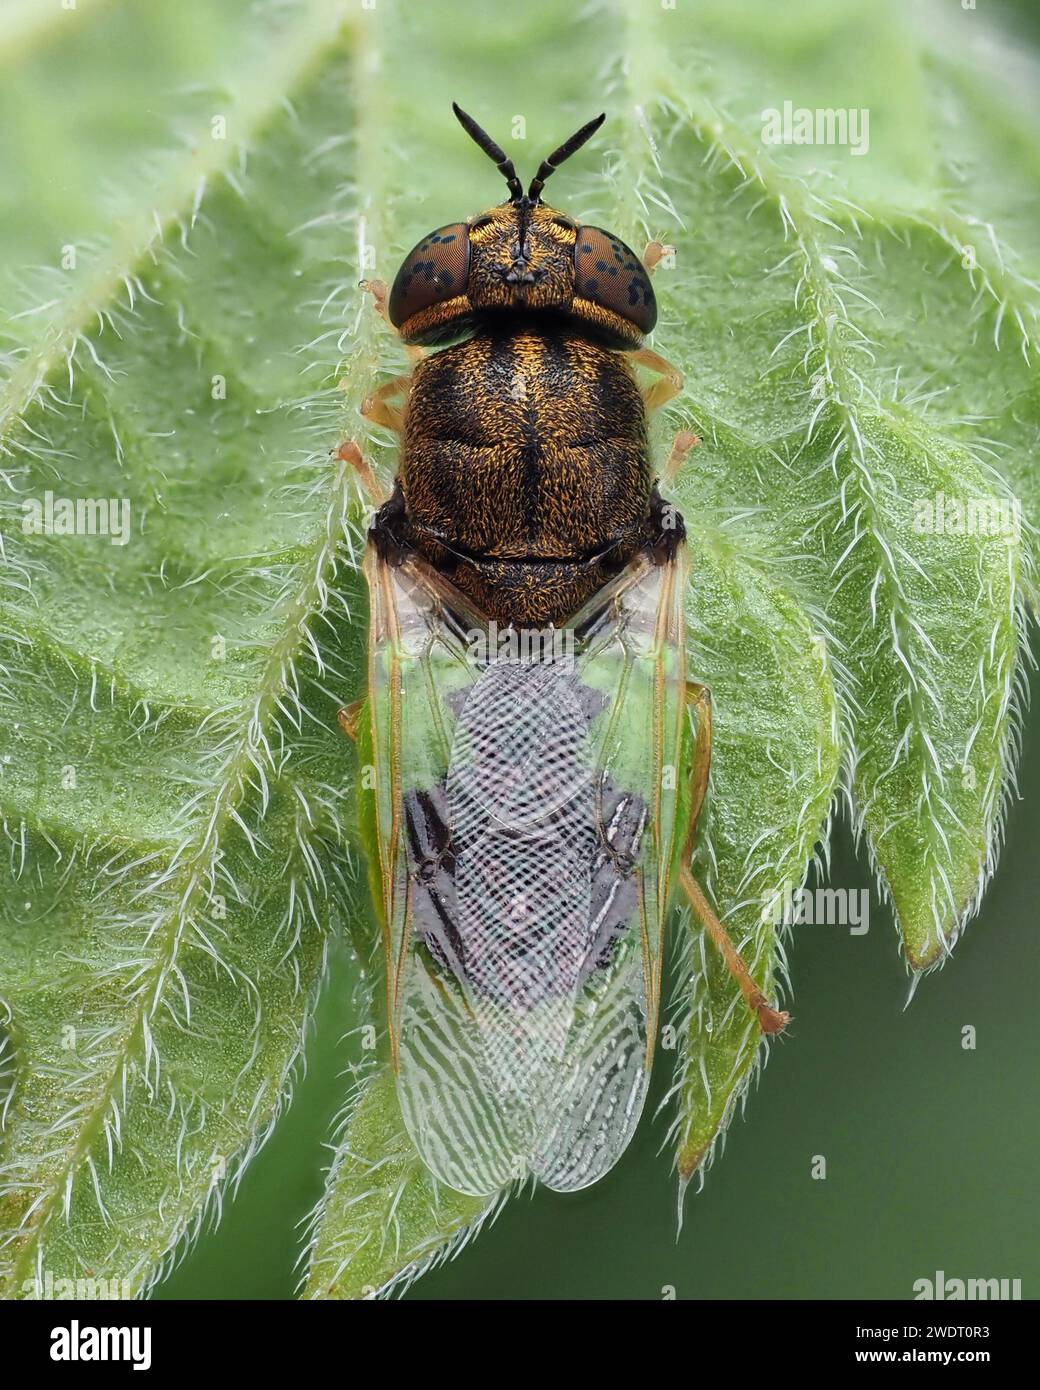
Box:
xmin=527 ymin=113 xmax=605 ymax=202
xmin=452 ymin=102 xmax=524 ymax=202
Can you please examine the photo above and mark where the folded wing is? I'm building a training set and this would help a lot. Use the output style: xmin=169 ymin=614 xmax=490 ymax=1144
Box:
xmin=365 ymin=544 xmax=686 ymax=1195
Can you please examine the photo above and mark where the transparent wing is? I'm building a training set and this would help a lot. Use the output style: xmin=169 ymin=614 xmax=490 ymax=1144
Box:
xmin=364 ymin=543 xmax=687 ymax=1196
xmin=531 ymin=551 xmax=687 ymax=1191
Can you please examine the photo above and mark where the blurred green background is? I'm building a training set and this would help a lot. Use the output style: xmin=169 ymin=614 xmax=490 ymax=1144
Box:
xmin=1 ymin=0 xmax=1037 ymax=1299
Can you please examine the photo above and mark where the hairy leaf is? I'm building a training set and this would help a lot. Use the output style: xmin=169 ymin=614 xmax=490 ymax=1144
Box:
xmin=0 ymin=0 xmax=366 ymax=1296
xmin=1 ymin=0 xmax=1037 ymax=1298
xmin=671 ymin=523 xmax=841 ymax=1183
xmin=635 ymin=0 xmax=1036 ymax=974
xmin=301 ymin=1068 xmax=495 ymax=1300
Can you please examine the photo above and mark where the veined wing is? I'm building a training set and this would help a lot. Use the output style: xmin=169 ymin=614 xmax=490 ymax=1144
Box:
xmin=531 ymin=548 xmax=687 ymax=1191
xmin=363 ymin=543 xmax=482 ymax=1044
xmin=364 ymin=542 xmax=687 ymax=1196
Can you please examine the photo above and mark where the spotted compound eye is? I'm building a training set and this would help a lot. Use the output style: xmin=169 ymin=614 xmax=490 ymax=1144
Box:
xmin=573 ymin=225 xmax=657 ymax=334
xmin=388 ymin=223 xmax=471 ymax=328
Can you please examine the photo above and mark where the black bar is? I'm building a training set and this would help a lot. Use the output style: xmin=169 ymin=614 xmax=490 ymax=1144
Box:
xmin=1 ymin=1298 xmax=1034 ymax=1372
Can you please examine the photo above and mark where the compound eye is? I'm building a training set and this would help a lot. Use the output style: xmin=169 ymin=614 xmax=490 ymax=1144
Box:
xmin=388 ymin=223 xmax=471 ymax=328
xmin=573 ymin=225 xmax=657 ymax=334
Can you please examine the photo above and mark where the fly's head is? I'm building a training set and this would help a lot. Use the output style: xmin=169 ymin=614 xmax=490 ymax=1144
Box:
xmin=386 ymin=105 xmax=657 ymax=349
xmin=463 ymin=200 xmax=578 ymax=313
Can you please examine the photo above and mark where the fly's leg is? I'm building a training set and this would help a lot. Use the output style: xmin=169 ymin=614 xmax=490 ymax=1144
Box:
xmin=347 ymin=281 xmax=419 ymax=433
xmin=664 ymin=428 xmax=700 ymax=485
xmin=342 ymin=282 xmax=419 ymax=428
xmin=360 ymin=277 xmax=392 ymax=324
xmin=359 ymin=278 xmax=425 ymax=362
xmin=332 ymin=446 xmax=391 ymax=744
xmin=337 ymin=698 xmax=364 ymax=743
xmin=641 ymin=240 xmax=675 ymax=274
xmin=680 ymin=680 xmax=713 ymax=868
xmin=679 ymin=680 xmax=790 ymax=1036
xmin=632 ymin=346 xmax=684 ymax=413
xmin=680 ymin=867 xmax=790 ymax=1035
xmin=332 ymin=439 xmax=387 ymax=508
xmin=361 ymin=373 xmax=412 ymax=435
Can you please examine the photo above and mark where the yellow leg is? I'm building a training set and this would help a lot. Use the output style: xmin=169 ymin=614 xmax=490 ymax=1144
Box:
xmin=361 ymin=373 xmax=412 ymax=434
xmin=360 ymin=279 xmax=425 ymax=361
xmin=642 ymin=239 xmax=675 ymax=274
xmin=333 ymin=439 xmax=387 ymax=507
xmin=681 ymin=680 xmax=713 ymax=868
xmin=337 ymin=698 xmax=364 ymax=743
xmin=664 ymin=428 xmax=700 ymax=485
xmin=632 ymin=345 xmax=684 ymax=413
xmin=679 ymin=679 xmax=790 ymax=1036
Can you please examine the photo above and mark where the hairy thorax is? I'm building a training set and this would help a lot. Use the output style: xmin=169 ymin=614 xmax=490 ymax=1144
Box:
xmin=394 ymin=321 xmax=656 ymax=626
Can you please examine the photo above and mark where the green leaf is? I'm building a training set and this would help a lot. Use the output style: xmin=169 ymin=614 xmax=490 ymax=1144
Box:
xmin=2 ymin=0 xmax=1038 ymax=1298
xmin=0 ymin=0 xmax=367 ymax=1296
xmin=301 ymin=1068 xmax=495 ymax=1301
xmin=671 ymin=521 xmax=841 ymax=1183
xmin=633 ymin=0 xmax=1035 ymax=975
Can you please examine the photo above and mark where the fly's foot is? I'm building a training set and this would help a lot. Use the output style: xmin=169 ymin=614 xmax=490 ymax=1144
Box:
xmin=360 ymin=278 xmax=391 ymax=323
xmin=642 ymin=240 xmax=675 ymax=274
xmin=753 ymin=997 xmax=792 ymax=1035
xmin=665 ymin=429 xmax=701 ymax=484
xmin=337 ymin=699 xmax=364 ymax=743
xmin=333 ymin=439 xmax=386 ymax=507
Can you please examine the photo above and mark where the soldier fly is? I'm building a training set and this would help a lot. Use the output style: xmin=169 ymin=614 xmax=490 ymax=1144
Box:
xmin=335 ymin=105 xmax=787 ymax=1197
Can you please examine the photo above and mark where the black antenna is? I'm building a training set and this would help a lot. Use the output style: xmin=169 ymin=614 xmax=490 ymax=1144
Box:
xmin=452 ymin=102 xmax=524 ymax=202
xmin=527 ymin=112 xmax=605 ymax=202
